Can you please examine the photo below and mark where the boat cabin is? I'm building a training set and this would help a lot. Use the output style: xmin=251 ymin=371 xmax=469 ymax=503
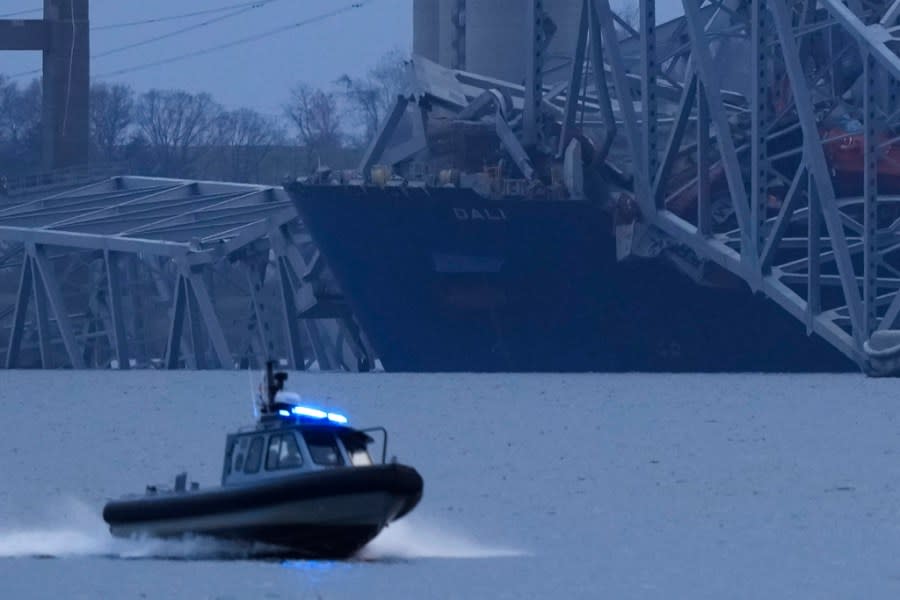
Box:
xmin=221 ymin=393 xmax=381 ymax=487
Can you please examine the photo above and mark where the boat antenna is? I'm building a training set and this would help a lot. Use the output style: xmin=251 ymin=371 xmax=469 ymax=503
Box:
xmin=247 ymin=364 xmax=259 ymax=419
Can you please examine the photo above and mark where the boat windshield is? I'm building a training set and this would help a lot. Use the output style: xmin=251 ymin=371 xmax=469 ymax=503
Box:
xmin=302 ymin=430 xmax=345 ymax=466
xmin=266 ymin=433 xmax=304 ymax=470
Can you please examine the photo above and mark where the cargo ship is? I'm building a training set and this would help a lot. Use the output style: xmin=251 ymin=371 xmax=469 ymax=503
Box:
xmin=283 ymin=3 xmax=874 ymax=373
xmin=286 ymin=180 xmax=850 ymax=372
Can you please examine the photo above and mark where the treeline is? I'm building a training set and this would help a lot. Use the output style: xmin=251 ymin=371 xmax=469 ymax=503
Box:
xmin=0 ymin=49 xmax=407 ymax=184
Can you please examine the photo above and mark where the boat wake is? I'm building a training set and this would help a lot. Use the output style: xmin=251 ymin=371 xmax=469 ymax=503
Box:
xmin=0 ymin=500 xmax=281 ymax=561
xmin=357 ymin=518 xmax=526 ymax=560
xmin=1 ymin=501 xmax=525 ymax=562
xmin=0 ymin=525 xmax=286 ymax=561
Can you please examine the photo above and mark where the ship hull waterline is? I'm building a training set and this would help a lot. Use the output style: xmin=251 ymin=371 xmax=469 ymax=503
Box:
xmin=286 ymin=183 xmax=852 ymax=373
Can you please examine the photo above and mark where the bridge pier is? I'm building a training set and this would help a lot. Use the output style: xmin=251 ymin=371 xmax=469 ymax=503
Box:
xmin=0 ymin=0 xmax=90 ymax=170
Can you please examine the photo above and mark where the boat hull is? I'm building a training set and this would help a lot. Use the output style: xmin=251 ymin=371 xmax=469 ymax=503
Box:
xmin=286 ymin=183 xmax=852 ymax=372
xmin=103 ymin=464 xmax=423 ymax=558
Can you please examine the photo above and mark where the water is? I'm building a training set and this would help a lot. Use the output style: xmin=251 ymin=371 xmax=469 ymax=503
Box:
xmin=1 ymin=371 xmax=900 ymax=599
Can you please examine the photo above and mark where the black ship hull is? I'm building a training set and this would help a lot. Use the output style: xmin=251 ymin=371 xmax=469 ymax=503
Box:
xmin=287 ymin=183 xmax=851 ymax=372
xmin=103 ymin=464 xmax=423 ymax=559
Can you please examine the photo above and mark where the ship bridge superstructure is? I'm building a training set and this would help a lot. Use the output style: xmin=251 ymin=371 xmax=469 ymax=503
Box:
xmin=366 ymin=0 xmax=900 ymax=375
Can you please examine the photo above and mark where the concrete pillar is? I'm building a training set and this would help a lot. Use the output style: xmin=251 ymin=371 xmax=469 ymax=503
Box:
xmin=464 ymin=0 xmax=579 ymax=83
xmin=438 ymin=0 xmax=460 ymax=69
xmin=41 ymin=0 xmax=90 ymax=170
xmin=414 ymin=0 xmax=440 ymax=62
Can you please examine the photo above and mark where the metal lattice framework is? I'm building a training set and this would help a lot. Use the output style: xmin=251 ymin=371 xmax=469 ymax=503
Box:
xmin=0 ymin=177 xmax=372 ymax=371
xmin=553 ymin=0 xmax=900 ymax=374
xmin=362 ymin=0 xmax=900 ymax=374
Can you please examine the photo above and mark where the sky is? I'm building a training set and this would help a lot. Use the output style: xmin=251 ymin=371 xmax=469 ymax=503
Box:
xmin=0 ymin=0 xmax=414 ymax=116
xmin=0 ymin=0 xmax=685 ymax=117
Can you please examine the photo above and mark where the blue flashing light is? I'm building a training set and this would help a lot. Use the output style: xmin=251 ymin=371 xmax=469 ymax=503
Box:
xmin=278 ymin=404 xmax=350 ymax=425
xmin=327 ymin=412 xmax=348 ymax=424
xmin=292 ymin=406 xmax=327 ymax=419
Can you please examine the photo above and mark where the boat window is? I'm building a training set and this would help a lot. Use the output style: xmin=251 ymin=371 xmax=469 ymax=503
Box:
xmin=224 ymin=439 xmax=235 ymax=476
xmin=244 ymin=436 xmax=264 ymax=474
xmin=279 ymin=434 xmax=304 ymax=468
xmin=342 ymin=437 xmax=373 ymax=466
xmin=266 ymin=433 xmax=304 ymax=470
xmin=303 ymin=430 xmax=345 ymax=466
xmin=266 ymin=436 xmax=281 ymax=471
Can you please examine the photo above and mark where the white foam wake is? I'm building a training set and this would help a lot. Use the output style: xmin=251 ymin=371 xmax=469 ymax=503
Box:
xmin=0 ymin=499 xmax=277 ymax=560
xmin=0 ymin=500 xmax=526 ymax=562
xmin=358 ymin=518 xmax=526 ymax=560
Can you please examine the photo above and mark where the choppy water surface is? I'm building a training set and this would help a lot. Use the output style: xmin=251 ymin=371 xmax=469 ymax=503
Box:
xmin=2 ymin=371 xmax=900 ymax=599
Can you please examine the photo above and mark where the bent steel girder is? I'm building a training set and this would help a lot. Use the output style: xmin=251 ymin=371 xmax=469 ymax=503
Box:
xmin=28 ymin=243 xmax=85 ymax=369
xmin=0 ymin=176 xmax=369 ymax=371
xmin=104 ymin=250 xmax=130 ymax=369
xmin=5 ymin=257 xmax=34 ymax=369
xmin=575 ymin=0 xmax=900 ymax=371
xmin=595 ymin=0 xmax=651 ymax=214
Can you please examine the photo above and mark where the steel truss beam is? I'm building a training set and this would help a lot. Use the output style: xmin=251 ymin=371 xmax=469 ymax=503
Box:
xmin=32 ymin=256 xmax=51 ymax=368
xmin=0 ymin=176 xmax=373 ymax=371
xmin=559 ymin=0 xmax=590 ymax=157
xmin=593 ymin=0 xmax=651 ymax=214
xmin=268 ymin=225 xmax=373 ymax=372
xmin=164 ymin=276 xmax=188 ymax=370
xmin=241 ymin=258 xmax=275 ymax=367
xmin=163 ymin=267 xmax=232 ymax=370
xmin=5 ymin=257 xmax=34 ymax=369
xmin=104 ymin=251 xmax=130 ymax=369
xmin=28 ymin=243 xmax=85 ymax=368
xmin=523 ymin=0 xmax=546 ymax=148
xmin=572 ymin=0 xmax=900 ymax=372
xmin=360 ymin=96 xmax=410 ymax=180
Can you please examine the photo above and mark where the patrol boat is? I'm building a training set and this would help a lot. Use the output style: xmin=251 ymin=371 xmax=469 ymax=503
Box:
xmin=102 ymin=363 xmax=423 ymax=558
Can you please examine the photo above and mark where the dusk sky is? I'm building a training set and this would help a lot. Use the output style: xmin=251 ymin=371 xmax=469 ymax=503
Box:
xmin=0 ymin=0 xmax=414 ymax=116
xmin=0 ymin=1 xmax=685 ymax=116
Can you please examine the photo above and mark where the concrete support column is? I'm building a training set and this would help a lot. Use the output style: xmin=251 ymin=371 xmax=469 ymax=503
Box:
xmin=41 ymin=0 xmax=90 ymax=170
xmin=413 ymin=0 xmax=441 ymax=61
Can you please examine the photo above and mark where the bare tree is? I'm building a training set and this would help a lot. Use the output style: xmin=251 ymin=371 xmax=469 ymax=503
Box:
xmin=90 ymin=82 xmax=134 ymax=163
xmin=0 ymin=76 xmax=42 ymax=171
xmin=134 ymin=89 xmax=222 ymax=178
xmin=212 ymin=108 xmax=286 ymax=182
xmin=337 ymin=49 xmax=409 ymax=145
xmin=284 ymin=83 xmax=344 ymax=170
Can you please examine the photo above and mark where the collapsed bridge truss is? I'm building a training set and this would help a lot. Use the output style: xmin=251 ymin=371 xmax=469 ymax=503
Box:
xmin=9 ymin=1 xmax=900 ymax=375
xmin=565 ymin=0 xmax=900 ymax=374
xmin=0 ymin=177 xmax=373 ymax=370
xmin=364 ymin=0 xmax=900 ymax=374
